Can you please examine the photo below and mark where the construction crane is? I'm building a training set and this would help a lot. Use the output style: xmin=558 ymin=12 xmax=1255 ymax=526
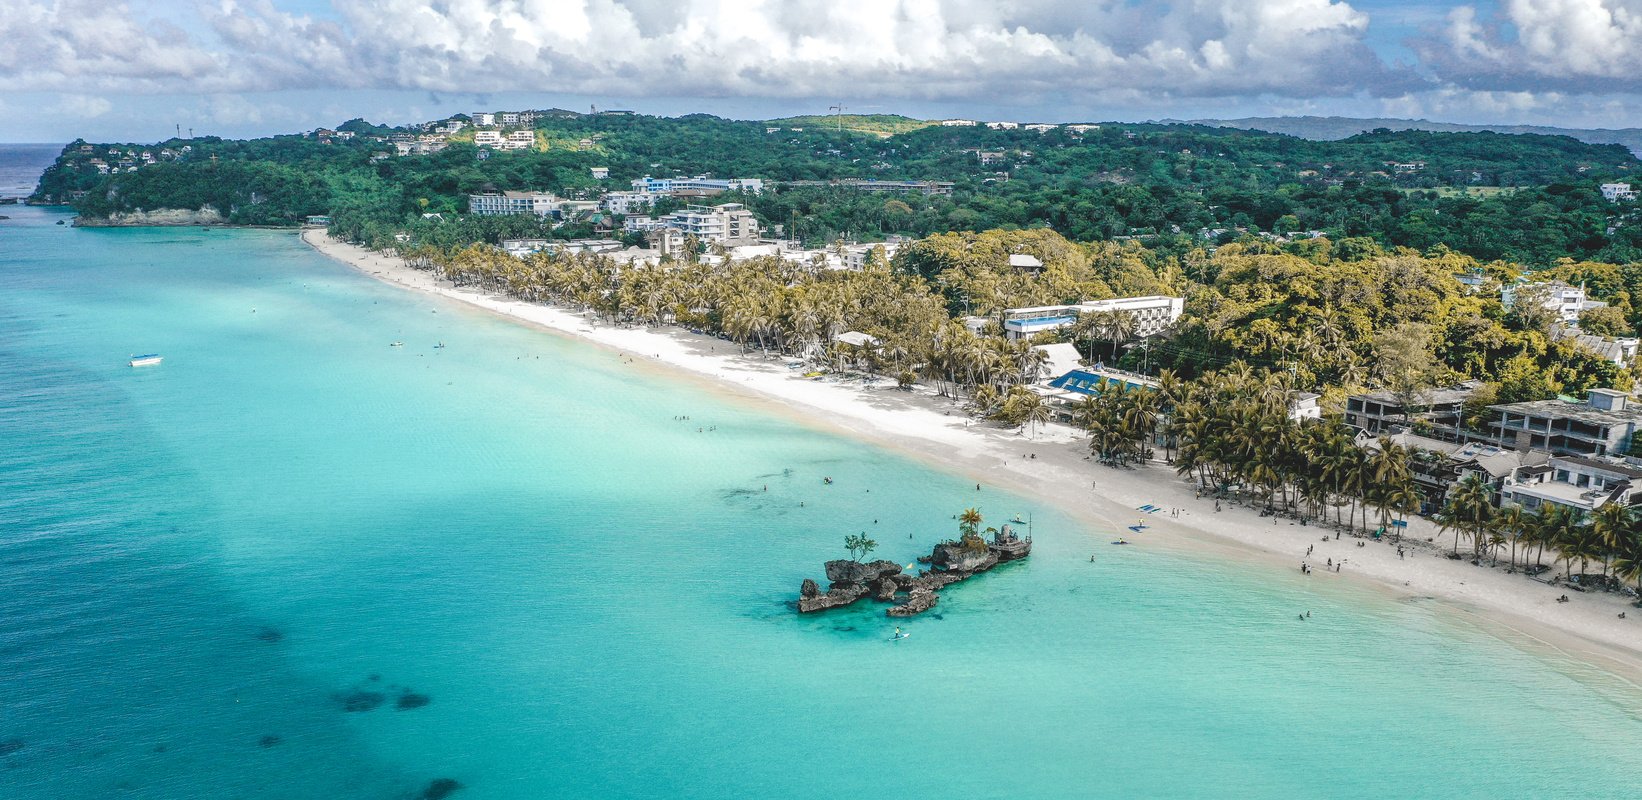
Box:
xmin=828 ymin=103 xmax=846 ymax=133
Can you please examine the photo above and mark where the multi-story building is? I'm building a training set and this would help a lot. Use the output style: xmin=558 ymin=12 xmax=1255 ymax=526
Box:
xmin=940 ymin=119 xmax=978 ymax=127
xmin=499 ymin=111 xmax=521 ymax=126
xmin=504 ymin=131 xmax=535 ymax=150
xmin=631 ymin=175 xmax=764 ymax=196
xmin=590 ymin=167 xmax=610 ymax=180
xmin=1500 ymin=455 xmax=1642 ymax=517
xmin=1343 ymin=382 xmax=1480 ymax=439
xmin=1601 ymin=182 xmax=1636 ymax=202
xmin=1362 ymin=431 xmax=1549 ymax=513
xmin=1489 ymin=389 xmax=1642 ymax=457
xmin=468 ymin=191 xmax=560 ymax=217
xmin=655 ymin=203 xmax=760 ymax=245
xmin=473 ymin=131 xmax=503 ymax=148
xmin=778 ymin=179 xmax=954 ymax=196
xmin=1502 ymin=281 xmax=1605 ymax=324
xmin=1000 ymin=296 xmax=1186 ymax=341
xmin=471 ymin=112 xmax=496 ymax=127
xmin=602 ymin=191 xmax=655 ymax=215
xmin=984 ymin=121 xmax=1019 ymax=130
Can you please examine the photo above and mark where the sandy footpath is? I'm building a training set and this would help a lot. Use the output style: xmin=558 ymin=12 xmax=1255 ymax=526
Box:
xmin=302 ymin=230 xmax=1642 ymax=678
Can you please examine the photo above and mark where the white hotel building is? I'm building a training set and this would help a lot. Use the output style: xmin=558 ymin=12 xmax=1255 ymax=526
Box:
xmin=1001 ymin=296 xmax=1186 ymax=340
xmin=468 ymin=191 xmax=561 ymax=217
xmin=631 ymin=176 xmax=764 ymax=195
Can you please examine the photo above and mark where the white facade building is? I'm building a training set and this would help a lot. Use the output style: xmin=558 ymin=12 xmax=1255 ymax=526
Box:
xmin=1502 ymin=281 xmax=1605 ymax=324
xmin=471 ymin=112 xmax=496 ymax=127
xmin=1601 ymin=183 xmax=1636 ymax=202
xmin=473 ymin=131 xmax=503 ymax=148
xmin=656 ymin=203 xmax=760 ymax=245
xmin=469 ymin=191 xmax=560 ymax=217
xmin=590 ymin=167 xmax=610 ymax=180
xmin=630 ymin=175 xmax=764 ymax=195
xmin=602 ymin=191 xmax=654 ymax=215
xmin=941 ymin=119 xmax=978 ymax=126
xmin=1001 ymin=296 xmax=1186 ymax=340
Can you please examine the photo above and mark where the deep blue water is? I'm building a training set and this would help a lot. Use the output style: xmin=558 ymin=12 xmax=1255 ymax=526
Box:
xmin=1 ymin=201 xmax=1640 ymax=799
xmin=0 ymin=143 xmax=59 ymax=199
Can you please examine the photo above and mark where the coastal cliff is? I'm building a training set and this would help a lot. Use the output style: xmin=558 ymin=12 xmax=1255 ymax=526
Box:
xmin=73 ymin=207 xmax=227 ymax=227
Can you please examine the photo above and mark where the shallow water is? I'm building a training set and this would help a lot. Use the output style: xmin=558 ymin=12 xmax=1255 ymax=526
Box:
xmin=2 ymin=204 xmax=1640 ymax=799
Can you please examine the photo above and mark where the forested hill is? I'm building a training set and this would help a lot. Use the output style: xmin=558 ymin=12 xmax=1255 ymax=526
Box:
xmin=31 ymin=112 xmax=1642 ymax=264
xmin=1191 ymin=116 xmax=1642 ymax=156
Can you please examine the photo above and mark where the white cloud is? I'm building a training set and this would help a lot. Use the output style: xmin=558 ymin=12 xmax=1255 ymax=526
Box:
xmin=1417 ymin=0 xmax=1642 ymax=89
xmin=53 ymin=93 xmax=113 ymax=118
xmin=0 ymin=0 xmax=1411 ymax=102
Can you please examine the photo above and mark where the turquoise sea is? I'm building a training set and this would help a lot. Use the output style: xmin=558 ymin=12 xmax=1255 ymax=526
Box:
xmin=2 ymin=202 xmax=1640 ymax=799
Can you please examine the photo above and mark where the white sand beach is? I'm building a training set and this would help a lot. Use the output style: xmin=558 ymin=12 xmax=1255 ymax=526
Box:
xmin=303 ymin=229 xmax=1642 ymax=677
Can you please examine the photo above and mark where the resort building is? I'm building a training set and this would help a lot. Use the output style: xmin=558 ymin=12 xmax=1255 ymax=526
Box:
xmin=1000 ymin=296 xmax=1186 ymax=341
xmin=940 ymin=119 xmax=978 ymax=126
xmin=779 ymin=179 xmax=954 ymax=196
xmin=631 ymin=176 xmax=764 ymax=197
xmin=1500 ymin=455 xmax=1642 ymax=517
xmin=500 ymin=239 xmax=624 ymax=258
xmin=1362 ymin=431 xmax=1549 ymax=513
xmin=1343 ymin=381 xmax=1481 ymax=440
xmin=471 ymin=112 xmax=496 ymax=127
xmin=1501 ymin=281 xmax=1604 ymax=324
xmin=655 ymin=203 xmax=760 ymax=245
xmin=1601 ymin=183 xmax=1636 ymax=202
xmin=468 ymin=191 xmax=561 ymax=217
xmin=601 ymin=191 xmax=656 ymax=215
xmin=590 ymin=167 xmax=610 ymax=179
xmin=473 ymin=131 xmax=503 ymax=148
xmin=1488 ymin=388 xmax=1642 ymax=458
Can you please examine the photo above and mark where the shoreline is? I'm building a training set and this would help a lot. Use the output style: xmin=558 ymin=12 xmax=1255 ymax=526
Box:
xmin=299 ymin=229 xmax=1642 ymax=681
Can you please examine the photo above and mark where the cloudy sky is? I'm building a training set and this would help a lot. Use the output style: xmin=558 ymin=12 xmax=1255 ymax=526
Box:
xmin=2 ymin=0 xmax=1640 ymax=142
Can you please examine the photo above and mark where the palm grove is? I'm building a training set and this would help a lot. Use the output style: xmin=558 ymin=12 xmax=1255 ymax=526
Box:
xmin=375 ymin=219 xmax=1642 ymax=594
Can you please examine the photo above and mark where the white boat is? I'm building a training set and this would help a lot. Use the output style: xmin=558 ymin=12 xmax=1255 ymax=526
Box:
xmin=129 ymin=354 xmax=163 ymax=367
xmin=389 ymin=341 xmax=404 ymax=347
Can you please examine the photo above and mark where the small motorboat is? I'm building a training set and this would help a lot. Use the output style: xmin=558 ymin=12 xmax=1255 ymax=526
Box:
xmin=1011 ymin=514 xmax=1027 ymax=525
xmin=129 ymin=354 xmax=163 ymax=367
xmin=433 ymin=342 xmax=446 ymax=349
xmin=389 ymin=341 xmax=404 ymax=347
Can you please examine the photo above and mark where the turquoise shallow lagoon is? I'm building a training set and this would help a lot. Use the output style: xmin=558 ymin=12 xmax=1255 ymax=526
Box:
xmin=3 ymin=205 xmax=1641 ymax=799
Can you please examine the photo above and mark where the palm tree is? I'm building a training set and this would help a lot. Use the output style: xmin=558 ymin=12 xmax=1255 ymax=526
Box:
xmin=1023 ymin=394 xmax=1054 ymax=439
xmin=1492 ymin=505 xmax=1527 ymax=568
xmin=1611 ymin=529 xmax=1642 ymax=596
xmin=1096 ymin=310 xmax=1138 ymax=361
xmin=1591 ymin=502 xmax=1633 ymax=578
xmin=1441 ymin=473 xmax=1495 ymax=558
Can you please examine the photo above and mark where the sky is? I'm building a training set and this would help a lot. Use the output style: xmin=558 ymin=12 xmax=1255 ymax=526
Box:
xmin=2 ymin=0 xmax=1641 ymax=143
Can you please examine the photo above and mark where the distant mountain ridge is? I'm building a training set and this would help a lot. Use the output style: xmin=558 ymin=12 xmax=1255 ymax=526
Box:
xmin=1185 ymin=116 xmax=1642 ymax=156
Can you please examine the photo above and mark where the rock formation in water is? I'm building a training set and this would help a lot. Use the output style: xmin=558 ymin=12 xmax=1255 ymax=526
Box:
xmin=796 ymin=527 xmax=1030 ymax=618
